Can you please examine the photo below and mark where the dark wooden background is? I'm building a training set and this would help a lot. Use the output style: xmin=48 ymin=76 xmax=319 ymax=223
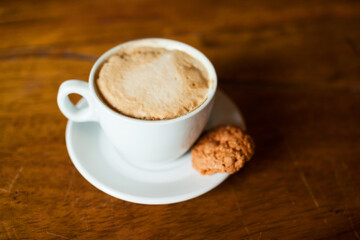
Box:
xmin=1 ymin=0 xmax=360 ymax=239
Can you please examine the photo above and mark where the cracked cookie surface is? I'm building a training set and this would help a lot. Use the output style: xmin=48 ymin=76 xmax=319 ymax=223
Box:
xmin=191 ymin=125 xmax=255 ymax=175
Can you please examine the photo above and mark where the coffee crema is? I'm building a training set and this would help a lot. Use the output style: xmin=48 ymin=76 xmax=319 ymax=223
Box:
xmin=96 ymin=46 xmax=210 ymax=120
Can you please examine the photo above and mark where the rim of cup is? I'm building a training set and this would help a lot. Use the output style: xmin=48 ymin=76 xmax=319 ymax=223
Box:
xmin=89 ymin=38 xmax=218 ymax=124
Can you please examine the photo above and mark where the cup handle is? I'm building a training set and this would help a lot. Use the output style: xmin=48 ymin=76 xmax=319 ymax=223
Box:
xmin=57 ymin=80 xmax=98 ymax=122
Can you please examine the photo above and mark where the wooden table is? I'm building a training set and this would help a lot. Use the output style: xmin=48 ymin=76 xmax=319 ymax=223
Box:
xmin=1 ymin=0 xmax=359 ymax=239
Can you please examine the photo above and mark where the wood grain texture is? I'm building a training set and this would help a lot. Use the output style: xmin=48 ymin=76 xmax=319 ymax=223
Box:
xmin=1 ymin=0 xmax=360 ymax=239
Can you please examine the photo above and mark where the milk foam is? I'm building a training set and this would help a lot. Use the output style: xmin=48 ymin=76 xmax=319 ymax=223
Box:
xmin=96 ymin=47 xmax=209 ymax=120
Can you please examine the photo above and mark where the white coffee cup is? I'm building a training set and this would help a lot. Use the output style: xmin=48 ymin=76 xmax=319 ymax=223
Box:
xmin=57 ymin=38 xmax=217 ymax=168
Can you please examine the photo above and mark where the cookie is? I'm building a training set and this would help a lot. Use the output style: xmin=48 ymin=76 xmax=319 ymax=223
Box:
xmin=191 ymin=125 xmax=255 ymax=175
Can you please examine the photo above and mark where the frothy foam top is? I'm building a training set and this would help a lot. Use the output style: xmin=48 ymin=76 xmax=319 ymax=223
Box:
xmin=96 ymin=46 xmax=210 ymax=120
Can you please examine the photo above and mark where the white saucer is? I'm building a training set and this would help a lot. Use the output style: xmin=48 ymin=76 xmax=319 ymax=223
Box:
xmin=66 ymin=90 xmax=245 ymax=205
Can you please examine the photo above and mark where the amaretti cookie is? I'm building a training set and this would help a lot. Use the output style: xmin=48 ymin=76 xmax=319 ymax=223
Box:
xmin=191 ymin=125 xmax=255 ymax=175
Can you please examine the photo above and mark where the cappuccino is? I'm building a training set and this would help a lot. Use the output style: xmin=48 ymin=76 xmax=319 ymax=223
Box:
xmin=96 ymin=46 xmax=210 ymax=120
